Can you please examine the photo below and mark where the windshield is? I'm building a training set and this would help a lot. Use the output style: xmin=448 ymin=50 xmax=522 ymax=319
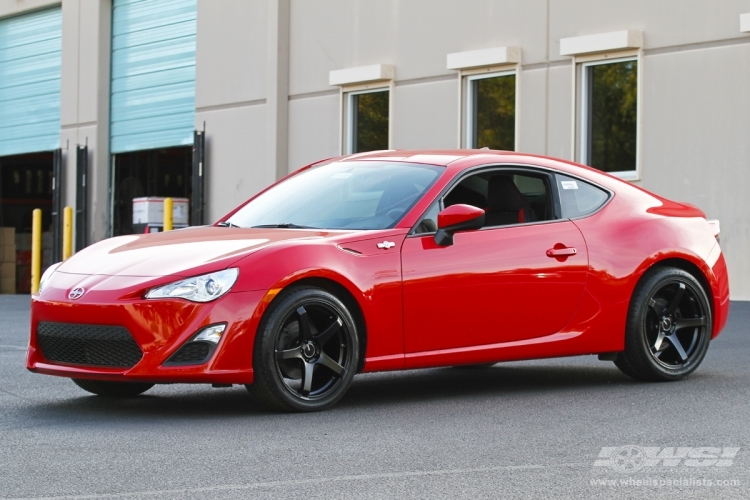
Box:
xmin=225 ymin=161 xmax=444 ymax=230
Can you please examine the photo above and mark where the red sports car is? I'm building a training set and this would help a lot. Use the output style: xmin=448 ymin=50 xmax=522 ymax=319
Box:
xmin=28 ymin=150 xmax=730 ymax=411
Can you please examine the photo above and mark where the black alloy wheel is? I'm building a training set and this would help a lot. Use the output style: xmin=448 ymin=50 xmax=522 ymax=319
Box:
xmin=247 ymin=287 xmax=359 ymax=412
xmin=615 ymin=267 xmax=712 ymax=381
xmin=72 ymin=379 xmax=155 ymax=397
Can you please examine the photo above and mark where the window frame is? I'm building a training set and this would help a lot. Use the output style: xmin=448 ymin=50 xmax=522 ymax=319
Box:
xmin=340 ymin=83 xmax=393 ymax=155
xmin=573 ymin=50 xmax=643 ymax=182
xmin=459 ymin=64 xmax=520 ymax=150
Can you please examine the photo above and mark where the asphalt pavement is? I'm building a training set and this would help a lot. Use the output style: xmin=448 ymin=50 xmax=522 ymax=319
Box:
xmin=1 ymin=295 xmax=748 ymax=499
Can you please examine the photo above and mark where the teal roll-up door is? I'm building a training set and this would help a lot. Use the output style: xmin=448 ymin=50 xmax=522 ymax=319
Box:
xmin=110 ymin=0 xmax=196 ymax=153
xmin=0 ymin=7 xmax=62 ymax=157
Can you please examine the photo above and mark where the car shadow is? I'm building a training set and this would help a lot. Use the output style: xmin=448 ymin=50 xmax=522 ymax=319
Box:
xmin=338 ymin=362 xmax=638 ymax=409
xmin=16 ymin=361 xmax=648 ymax=422
xmin=19 ymin=385 xmax=270 ymax=422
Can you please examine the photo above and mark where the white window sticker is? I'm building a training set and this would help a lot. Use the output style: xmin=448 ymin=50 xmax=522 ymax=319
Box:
xmin=561 ymin=180 xmax=578 ymax=190
xmin=331 ymin=172 xmax=352 ymax=179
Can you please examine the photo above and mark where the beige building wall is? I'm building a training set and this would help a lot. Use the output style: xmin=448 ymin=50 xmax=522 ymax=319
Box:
xmin=58 ymin=0 xmax=110 ymax=247
xmin=287 ymin=93 xmax=339 ymax=171
xmin=0 ymin=0 xmax=58 ymax=17
xmin=391 ymin=79 xmax=457 ymax=149
xmin=639 ymin=43 xmax=750 ymax=299
xmin=194 ymin=0 xmax=270 ymax=221
xmin=286 ymin=0 xmax=750 ymax=299
xmin=1 ymin=0 xmax=749 ymax=298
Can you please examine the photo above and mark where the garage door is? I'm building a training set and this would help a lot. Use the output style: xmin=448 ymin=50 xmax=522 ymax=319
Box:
xmin=0 ymin=7 xmax=62 ymax=157
xmin=110 ymin=0 xmax=197 ymax=153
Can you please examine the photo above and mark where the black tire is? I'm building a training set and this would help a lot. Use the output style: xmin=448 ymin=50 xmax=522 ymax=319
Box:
xmin=616 ymin=266 xmax=712 ymax=381
xmin=613 ymin=354 xmax=638 ymax=378
xmin=246 ymin=287 xmax=360 ymax=412
xmin=72 ymin=379 xmax=154 ymax=397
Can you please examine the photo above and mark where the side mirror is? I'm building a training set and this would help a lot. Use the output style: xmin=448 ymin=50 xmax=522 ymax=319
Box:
xmin=434 ymin=204 xmax=485 ymax=246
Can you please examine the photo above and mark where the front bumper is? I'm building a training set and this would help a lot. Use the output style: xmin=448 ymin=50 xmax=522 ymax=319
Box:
xmin=28 ymin=274 xmax=269 ymax=384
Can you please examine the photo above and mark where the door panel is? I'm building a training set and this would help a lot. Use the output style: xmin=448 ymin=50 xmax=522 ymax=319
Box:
xmin=402 ymin=221 xmax=588 ymax=354
xmin=75 ymin=145 xmax=87 ymax=251
xmin=51 ymin=148 xmax=63 ymax=263
xmin=191 ymin=130 xmax=205 ymax=226
xmin=0 ymin=7 xmax=62 ymax=157
xmin=110 ymin=0 xmax=196 ymax=153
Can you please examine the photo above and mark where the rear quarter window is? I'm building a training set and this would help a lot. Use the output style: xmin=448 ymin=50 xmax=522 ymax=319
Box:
xmin=556 ymin=174 xmax=610 ymax=218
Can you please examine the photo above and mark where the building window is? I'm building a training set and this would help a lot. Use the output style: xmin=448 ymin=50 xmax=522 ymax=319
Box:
xmin=346 ymin=89 xmax=389 ymax=154
xmin=580 ymin=58 xmax=638 ymax=174
xmin=466 ymin=72 xmax=516 ymax=150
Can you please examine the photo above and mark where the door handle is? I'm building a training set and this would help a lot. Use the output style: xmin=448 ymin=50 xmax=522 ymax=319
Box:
xmin=546 ymin=247 xmax=577 ymax=257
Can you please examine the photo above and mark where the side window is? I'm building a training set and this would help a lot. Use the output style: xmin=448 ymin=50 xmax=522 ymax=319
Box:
xmin=444 ymin=175 xmax=486 ymax=210
xmin=556 ymin=174 xmax=609 ymax=218
xmin=442 ymin=170 xmax=554 ymax=228
xmin=512 ymin=175 xmax=550 ymax=221
xmin=413 ymin=201 xmax=440 ymax=234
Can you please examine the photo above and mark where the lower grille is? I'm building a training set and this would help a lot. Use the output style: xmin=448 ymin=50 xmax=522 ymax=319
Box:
xmin=37 ymin=322 xmax=143 ymax=368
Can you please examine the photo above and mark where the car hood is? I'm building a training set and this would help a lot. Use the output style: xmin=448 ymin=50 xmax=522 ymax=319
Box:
xmin=57 ymin=226 xmax=356 ymax=277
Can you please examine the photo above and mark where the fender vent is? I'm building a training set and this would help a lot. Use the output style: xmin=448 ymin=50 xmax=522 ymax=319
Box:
xmin=164 ymin=342 xmax=212 ymax=366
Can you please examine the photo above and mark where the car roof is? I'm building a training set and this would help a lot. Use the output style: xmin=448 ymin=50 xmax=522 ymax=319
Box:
xmin=333 ymin=149 xmax=634 ymax=193
xmin=338 ymin=149 xmax=496 ymax=166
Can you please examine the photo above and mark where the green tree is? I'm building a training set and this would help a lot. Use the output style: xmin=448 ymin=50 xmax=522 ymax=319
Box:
xmin=475 ymin=74 xmax=516 ymax=151
xmin=355 ymin=92 xmax=389 ymax=152
xmin=589 ymin=61 xmax=638 ymax=172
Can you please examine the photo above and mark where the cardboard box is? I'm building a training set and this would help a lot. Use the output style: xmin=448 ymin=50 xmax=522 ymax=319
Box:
xmin=0 ymin=227 xmax=14 ymax=245
xmin=0 ymin=279 xmax=14 ymax=294
xmin=1 ymin=262 xmax=16 ymax=294
xmin=0 ymin=261 xmax=14 ymax=279
xmin=133 ymin=197 xmax=189 ymax=225
xmin=1 ymin=244 xmax=15 ymax=263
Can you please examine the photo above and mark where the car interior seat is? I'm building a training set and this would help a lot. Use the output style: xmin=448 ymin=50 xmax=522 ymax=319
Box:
xmin=484 ymin=175 xmax=537 ymax=227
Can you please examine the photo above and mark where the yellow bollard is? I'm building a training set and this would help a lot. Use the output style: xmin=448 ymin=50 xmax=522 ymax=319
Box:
xmin=62 ymin=206 xmax=73 ymax=260
xmin=163 ymin=197 xmax=173 ymax=231
xmin=31 ymin=209 xmax=42 ymax=294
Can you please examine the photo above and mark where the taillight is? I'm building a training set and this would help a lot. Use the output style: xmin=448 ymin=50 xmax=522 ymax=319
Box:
xmin=707 ymin=220 xmax=720 ymax=242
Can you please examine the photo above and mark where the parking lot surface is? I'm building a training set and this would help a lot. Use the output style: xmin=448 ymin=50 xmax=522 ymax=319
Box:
xmin=1 ymin=295 xmax=748 ymax=499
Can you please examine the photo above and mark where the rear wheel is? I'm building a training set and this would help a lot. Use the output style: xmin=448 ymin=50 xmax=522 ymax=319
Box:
xmin=247 ymin=287 xmax=359 ymax=412
xmin=72 ymin=379 xmax=154 ymax=397
xmin=615 ymin=267 xmax=712 ymax=381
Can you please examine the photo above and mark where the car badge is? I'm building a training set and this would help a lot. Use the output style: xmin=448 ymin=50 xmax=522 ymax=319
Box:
xmin=377 ymin=241 xmax=395 ymax=249
xmin=68 ymin=287 xmax=85 ymax=300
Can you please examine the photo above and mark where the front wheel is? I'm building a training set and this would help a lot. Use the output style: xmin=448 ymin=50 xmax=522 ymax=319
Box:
xmin=72 ymin=379 xmax=154 ymax=397
xmin=247 ymin=287 xmax=360 ymax=412
xmin=615 ymin=267 xmax=712 ymax=381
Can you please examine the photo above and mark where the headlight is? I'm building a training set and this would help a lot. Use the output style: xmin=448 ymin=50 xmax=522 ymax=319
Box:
xmin=38 ymin=262 xmax=62 ymax=294
xmin=145 ymin=269 xmax=239 ymax=302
